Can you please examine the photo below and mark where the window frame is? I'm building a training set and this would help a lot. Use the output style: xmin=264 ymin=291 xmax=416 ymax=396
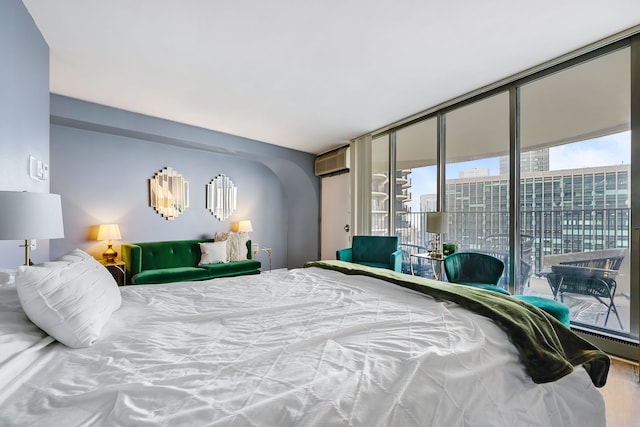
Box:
xmin=356 ymin=32 xmax=640 ymax=360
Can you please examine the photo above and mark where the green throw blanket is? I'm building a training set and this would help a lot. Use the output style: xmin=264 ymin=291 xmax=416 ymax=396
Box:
xmin=304 ymin=260 xmax=610 ymax=387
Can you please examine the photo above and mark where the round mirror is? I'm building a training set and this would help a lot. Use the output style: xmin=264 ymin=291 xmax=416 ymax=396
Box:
xmin=206 ymin=174 xmax=237 ymax=221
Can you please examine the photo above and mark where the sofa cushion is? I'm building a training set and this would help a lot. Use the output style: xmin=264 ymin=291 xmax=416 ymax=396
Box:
xmin=201 ymin=260 xmax=261 ymax=278
xmin=132 ymin=267 xmax=209 ymax=285
xmin=140 ymin=240 xmax=208 ymax=271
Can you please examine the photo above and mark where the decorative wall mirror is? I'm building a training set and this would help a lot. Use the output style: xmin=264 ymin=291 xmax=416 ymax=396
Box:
xmin=149 ymin=167 xmax=189 ymax=220
xmin=206 ymin=174 xmax=237 ymax=221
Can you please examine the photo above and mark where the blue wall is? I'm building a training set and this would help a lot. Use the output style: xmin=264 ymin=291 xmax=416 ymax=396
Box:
xmin=0 ymin=0 xmax=51 ymax=266
xmin=49 ymin=95 xmax=320 ymax=269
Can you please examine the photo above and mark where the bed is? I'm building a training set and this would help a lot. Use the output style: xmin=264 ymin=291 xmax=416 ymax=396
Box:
xmin=0 ymin=256 xmax=608 ymax=426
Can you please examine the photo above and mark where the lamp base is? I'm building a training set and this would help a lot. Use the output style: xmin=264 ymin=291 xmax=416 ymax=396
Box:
xmin=19 ymin=240 xmax=34 ymax=266
xmin=434 ymin=233 xmax=443 ymax=259
xmin=103 ymin=244 xmax=117 ymax=263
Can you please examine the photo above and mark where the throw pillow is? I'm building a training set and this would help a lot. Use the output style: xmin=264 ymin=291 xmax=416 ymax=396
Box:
xmin=199 ymin=241 xmax=227 ymax=265
xmin=15 ymin=249 xmax=121 ymax=348
xmin=215 ymin=231 xmax=248 ymax=261
xmin=214 ymin=231 xmax=230 ymax=243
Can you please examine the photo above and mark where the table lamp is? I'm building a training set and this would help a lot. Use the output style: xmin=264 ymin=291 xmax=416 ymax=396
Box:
xmin=234 ymin=220 xmax=253 ymax=233
xmin=426 ymin=212 xmax=449 ymax=259
xmin=233 ymin=220 xmax=256 ymax=252
xmin=96 ymin=223 xmax=122 ymax=262
xmin=0 ymin=191 xmax=65 ymax=265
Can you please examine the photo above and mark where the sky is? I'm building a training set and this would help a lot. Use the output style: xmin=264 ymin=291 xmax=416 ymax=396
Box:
xmin=548 ymin=131 xmax=630 ymax=171
xmin=406 ymin=131 xmax=631 ymax=212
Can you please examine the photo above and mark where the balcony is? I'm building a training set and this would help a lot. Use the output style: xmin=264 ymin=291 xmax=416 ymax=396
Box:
xmin=387 ymin=207 xmax=631 ymax=333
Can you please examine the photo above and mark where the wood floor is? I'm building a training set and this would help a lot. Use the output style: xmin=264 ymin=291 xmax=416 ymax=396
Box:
xmin=598 ymin=357 xmax=639 ymax=427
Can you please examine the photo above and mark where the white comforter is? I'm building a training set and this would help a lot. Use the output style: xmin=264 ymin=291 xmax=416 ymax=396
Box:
xmin=0 ymin=267 xmax=605 ymax=426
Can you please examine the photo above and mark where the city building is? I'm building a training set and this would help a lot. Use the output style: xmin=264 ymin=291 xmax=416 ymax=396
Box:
xmin=499 ymin=148 xmax=550 ymax=174
xmin=444 ymin=163 xmax=630 ymax=273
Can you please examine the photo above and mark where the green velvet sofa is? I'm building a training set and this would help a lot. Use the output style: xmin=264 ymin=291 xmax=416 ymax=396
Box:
xmin=121 ymin=239 xmax=261 ymax=285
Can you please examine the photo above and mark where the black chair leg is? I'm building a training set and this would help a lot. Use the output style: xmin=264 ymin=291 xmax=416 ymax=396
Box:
xmin=605 ymin=303 xmax=624 ymax=330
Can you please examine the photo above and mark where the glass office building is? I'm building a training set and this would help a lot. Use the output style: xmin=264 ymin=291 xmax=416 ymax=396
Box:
xmin=444 ymin=163 xmax=630 ymax=274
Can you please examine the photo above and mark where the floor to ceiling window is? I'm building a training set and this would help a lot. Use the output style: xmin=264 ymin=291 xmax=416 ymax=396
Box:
xmin=394 ymin=118 xmax=438 ymax=273
xmin=520 ymin=47 xmax=631 ymax=334
xmin=356 ymin=32 xmax=638 ymax=358
xmin=444 ymin=92 xmax=514 ymax=292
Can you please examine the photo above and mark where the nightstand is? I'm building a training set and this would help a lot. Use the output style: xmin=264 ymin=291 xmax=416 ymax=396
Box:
xmin=252 ymin=247 xmax=272 ymax=272
xmin=98 ymin=259 xmax=127 ymax=286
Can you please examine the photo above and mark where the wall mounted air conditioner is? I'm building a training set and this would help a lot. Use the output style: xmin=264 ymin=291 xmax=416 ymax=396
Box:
xmin=314 ymin=146 xmax=350 ymax=177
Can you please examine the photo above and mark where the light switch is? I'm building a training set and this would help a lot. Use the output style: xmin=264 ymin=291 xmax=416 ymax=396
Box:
xmin=29 ymin=156 xmax=49 ymax=181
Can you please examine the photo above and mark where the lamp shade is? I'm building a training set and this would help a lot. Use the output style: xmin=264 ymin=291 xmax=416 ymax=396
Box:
xmin=426 ymin=212 xmax=449 ymax=234
xmin=0 ymin=191 xmax=64 ymax=240
xmin=96 ymin=224 xmax=122 ymax=241
xmin=236 ymin=220 xmax=253 ymax=233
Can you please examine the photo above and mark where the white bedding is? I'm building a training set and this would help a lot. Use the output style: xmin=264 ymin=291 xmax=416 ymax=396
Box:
xmin=0 ymin=267 xmax=605 ymax=426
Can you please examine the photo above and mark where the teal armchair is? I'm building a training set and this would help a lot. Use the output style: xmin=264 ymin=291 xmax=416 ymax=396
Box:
xmin=444 ymin=251 xmax=570 ymax=327
xmin=336 ymin=236 xmax=402 ymax=272
xmin=443 ymin=252 xmax=510 ymax=295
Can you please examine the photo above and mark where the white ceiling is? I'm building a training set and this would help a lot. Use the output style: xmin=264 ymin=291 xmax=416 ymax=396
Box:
xmin=22 ymin=0 xmax=640 ymax=155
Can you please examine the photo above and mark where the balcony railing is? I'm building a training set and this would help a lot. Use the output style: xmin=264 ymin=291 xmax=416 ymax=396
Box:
xmin=375 ymin=207 xmax=630 ymax=275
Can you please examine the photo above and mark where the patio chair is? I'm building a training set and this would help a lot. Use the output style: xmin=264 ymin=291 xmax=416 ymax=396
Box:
xmin=545 ymin=265 xmax=623 ymax=329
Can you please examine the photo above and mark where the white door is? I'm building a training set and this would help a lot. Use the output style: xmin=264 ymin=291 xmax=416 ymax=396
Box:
xmin=321 ymin=173 xmax=351 ymax=260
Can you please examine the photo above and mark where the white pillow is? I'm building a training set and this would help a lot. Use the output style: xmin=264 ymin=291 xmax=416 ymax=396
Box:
xmin=198 ymin=241 xmax=227 ymax=265
xmin=60 ymin=249 xmax=121 ymax=304
xmin=59 ymin=247 xmax=99 ymax=264
xmin=15 ymin=249 xmax=121 ymax=348
xmin=215 ymin=231 xmax=248 ymax=261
